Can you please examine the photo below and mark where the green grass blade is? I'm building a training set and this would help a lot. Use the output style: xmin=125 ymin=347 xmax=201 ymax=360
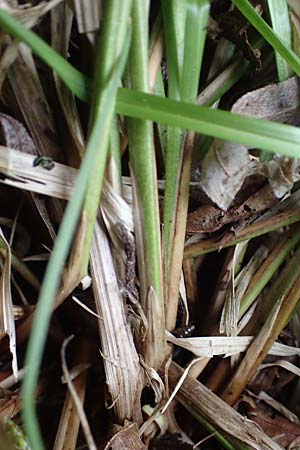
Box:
xmin=0 ymin=8 xmax=89 ymax=101
xmin=180 ymin=0 xmax=210 ymax=102
xmin=266 ymin=0 xmax=293 ymax=80
xmin=232 ymin=0 xmax=300 ymax=75
xmin=240 ymin=226 xmax=300 ymax=316
xmin=161 ymin=0 xmax=186 ymax=265
xmin=1 ymin=8 xmax=300 ymax=159
xmin=21 ymin=22 xmax=131 ymax=450
xmin=125 ymin=0 xmax=166 ymax=367
xmin=161 ymin=0 xmax=186 ymax=99
xmin=115 ymin=88 xmax=300 ymax=157
xmin=163 ymin=0 xmax=210 ymax=330
xmin=81 ymin=0 xmax=132 ymax=271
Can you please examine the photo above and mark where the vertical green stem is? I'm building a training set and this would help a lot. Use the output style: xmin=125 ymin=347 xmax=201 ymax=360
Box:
xmin=126 ymin=0 xmax=166 ymax=367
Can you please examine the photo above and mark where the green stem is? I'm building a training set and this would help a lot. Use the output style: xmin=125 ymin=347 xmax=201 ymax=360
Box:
xmin=125 ymin=0 xmax=166 ymax=367
xmin=21 ymin=18 xmax=131 ymax=450
xmin=81 ymin=0 xmax=132 ymax=271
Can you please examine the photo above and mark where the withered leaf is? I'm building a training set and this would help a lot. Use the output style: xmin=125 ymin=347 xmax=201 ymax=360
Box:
xmin=0 ymin=113 xmax=36 ymax=155
xmin=187 ymin=182 xmax=276 ymax=233
xmin=231 ymin=76 xmax=300 ymax=126
xmin=104 ymin=423 xmax=147 ymax=450
xmin=199 ymin=139 xmax=258 ymax=211
xmin=244 ymin=402 xmax=300 ymax=448
xmin=193 ymin=76 xmax=300 ymax=228
xmin=208 ymin=5 xmax=262 ymax=68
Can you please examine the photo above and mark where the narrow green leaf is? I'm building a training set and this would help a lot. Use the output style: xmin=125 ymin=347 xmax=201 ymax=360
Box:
xmin=125 ymin=0 xmax=166 ymax=367
xmin=267 ymin=0 xmax=293 ymax=80
xmin=162 ymin=0 xmax=210 ymax=330
xmin=1 ymin=9 xmax=300 ymax=160
xmin=180 ymin=0 xmax=210 ymax=102
xmin=0 ymin=9 xmax=89 ymax=101
xmin=232 ymin=0 xmax=300 ymax=75
xmin=115 ymin=88 xmax=300 ymax=158
xmin=21 ymin=21 xmax=131 ymax=450
xmin=82 ymin=0 xmax=132 ymax=270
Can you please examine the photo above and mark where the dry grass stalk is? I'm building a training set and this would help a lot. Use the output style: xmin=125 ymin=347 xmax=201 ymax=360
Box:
xmin=257 ymin=391 xmax=300 ymax=424
xmin=184 ymin=209 xmax=300 ymax=258
xmin=51 ymin=2 xmax=85 ymax=161
xmin=6 ymin=43 xmax=64 ymax=229
xmin=0 ymin=146 xmax=75 ymax=200
xmin=73 ymin=0 xmax=101 ymax=36
xmin=222 ymin=275 xmax=300 ymax=405
xmin=182 ymin=258 xmax=199 ymax=310
xmin=60 ymin=336 xmax=96 ymax=450
xmin=0 ymin=0 xmax=63 ymax=27
xmin=166 ymin=361 xmax=284 ymax=450
xmin=166 ymin=131 xmax=195 ymax=331
xmin=0 ymin=227 xmax=17 ymax=378
xmin=7 ymin=44 xmax=61 ymax=162
xmin=90 ymin=220 xmax=144 ymax=424
xmin=166 ymin=332 xmax=300 ymax=358
xmin=220 ymin=243 xmax=269 ymax=336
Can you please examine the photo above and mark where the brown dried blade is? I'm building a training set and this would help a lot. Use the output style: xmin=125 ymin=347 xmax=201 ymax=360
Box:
xmin=104 ymin=423 xmax=147 ymax=450
xmin=90 ymin=219 xmax=144 ymax=424
xmin=164 ymin=361 xmax=284 ymax=450
xmin=0 ymin=113 xmax=57 ymax=240
xmin=0 ymin=228 xmax=17 ymax=379
xmin=51 ymin=2 xmax=85 ymax=161
xmin=6 ymin=43 xmax=64 ymax=227
xmin=187 ymin=182 xmax=277 ymax=233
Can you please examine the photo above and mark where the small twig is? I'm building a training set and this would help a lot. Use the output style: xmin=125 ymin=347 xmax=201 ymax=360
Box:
xmin=61 ymin=336 xmax=97 ymax=450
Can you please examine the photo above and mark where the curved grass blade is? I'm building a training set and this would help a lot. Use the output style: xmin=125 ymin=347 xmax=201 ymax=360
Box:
xmin=116 ymin=88 xmax=300 ymax=158
xmin=81 ymin=0 xmax=132 ymax=271
xmin=232 ymin=0 xmax=300 ymax=75
xmin=21 ymin=29 xmax=131 ymax=450
xmin=1 ymin=8 xmax=300 ymax=159
xmin=0 ymin=8 xmax=89 ymax=101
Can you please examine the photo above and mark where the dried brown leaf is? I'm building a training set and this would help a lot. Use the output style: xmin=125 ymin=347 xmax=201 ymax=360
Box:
xmin=51 ymin=2 xmax=85 ymax=160
xmin=166 ymin=361 xmax=284 ymax=450
xmin=245 ymin=401 xmax=300 ymax=448
xmin=104 ymin=422 xmax=147 ymax=450
xmin=231 ymin=76 xmax=300 ymax=126
xmin=90 ymin=220 xmax=144 ymax=424
xmin=0 ymin=228 xmax=17 ymax=379
xmin=199 ymin=139 xmax=257 ymax=211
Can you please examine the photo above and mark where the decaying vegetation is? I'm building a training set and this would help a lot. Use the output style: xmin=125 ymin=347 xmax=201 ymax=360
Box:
xmin=0 ymin=1 xmax=299 ymax=449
